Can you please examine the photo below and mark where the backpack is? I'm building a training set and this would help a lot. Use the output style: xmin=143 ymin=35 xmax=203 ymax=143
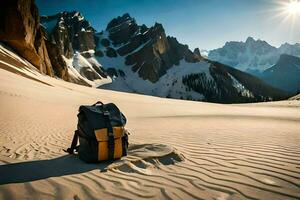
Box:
xmin=65 ymin=101 xmax=129 ymax=163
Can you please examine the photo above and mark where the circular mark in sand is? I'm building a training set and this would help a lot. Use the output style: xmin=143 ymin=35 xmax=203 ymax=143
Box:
xmin=107 ymin=143 xmax=184 ymax=173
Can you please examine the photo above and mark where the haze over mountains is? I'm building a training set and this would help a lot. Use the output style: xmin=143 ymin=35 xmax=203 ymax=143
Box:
xmin=208 ymin=37 xmax=300 ymax=74
xmin=208 ymin=37 xmax=300 ymax=93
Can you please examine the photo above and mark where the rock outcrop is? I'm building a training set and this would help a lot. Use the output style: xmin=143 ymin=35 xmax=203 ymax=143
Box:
xmin=41 ymin=11 xmax=96 ymax=58
xmin=193 ymin=48 xmax=201 ymax=59
xmin=0 ymin=0 xmax=53 ymax=75
xmin=0 ymin=0 xmax=69 ymax=80
xmin=44 ymin=39 xmax=69 ymax=80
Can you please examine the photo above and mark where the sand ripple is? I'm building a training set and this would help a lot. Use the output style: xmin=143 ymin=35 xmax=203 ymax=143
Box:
xmin=0 ymin=54 xmax=300 ymax=199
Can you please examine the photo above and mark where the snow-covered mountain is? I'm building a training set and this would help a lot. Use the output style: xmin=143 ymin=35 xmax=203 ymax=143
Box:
xmin=1 ymin=1 xmax=287 ymax=103
xmin=200 ymin=49 xmax=209 ymax=58
xmin=39 ymin=12 xmax=287 ymax=103
xmin=208 ymin=37 xmax=300 ymax=74
xmin=0 ymin=0 xmax=291 ymax=103
xmin=41 ymin=11 xmax=109 ymax=87
xmin=279 ymin=43 xmax=300 ymax=57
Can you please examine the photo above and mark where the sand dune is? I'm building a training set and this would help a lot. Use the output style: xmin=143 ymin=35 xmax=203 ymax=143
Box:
xmin=0 ymin=46 xmax=300 ymax=199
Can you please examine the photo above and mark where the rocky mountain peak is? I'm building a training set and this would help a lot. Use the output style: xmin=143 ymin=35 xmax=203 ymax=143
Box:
xmin=278 ymin=42 xmax=300 ymax=50
xmin=41 ymin=11 xmax=96 ymax=58
xmin=209 ymin=37 xmax=282 ymax=73
xmin=94 ymin=12 xmax=202 ymax=82
xmin=245 ymin=36 xmax=255 ymax=44
xmin=193 ymin=48 xmax=201 ymax=57
xmin=106 ymin=13 xmax=139 ymax=45
xmin=106 ymin=13 xmax=135 ymax=31
xmin=154 ymin=22 xmax=163 ymax=29
xmin=278 ymin=43 xmax=300 ymax=57
xmin=245 ymin=37 xmax=274 ymax=52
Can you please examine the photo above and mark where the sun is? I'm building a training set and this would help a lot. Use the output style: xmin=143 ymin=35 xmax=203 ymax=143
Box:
xmin=285 ymin=0 xmax=300 ymax=15
xmin=261 ymin=0 xmax=300 ymax=34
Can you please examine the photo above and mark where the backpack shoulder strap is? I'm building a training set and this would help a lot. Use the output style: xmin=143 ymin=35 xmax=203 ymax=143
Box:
xmin=103 ymin=110 xmax=115 ymax=160
xmin=64 ymin=130 xmax=79 ymax=154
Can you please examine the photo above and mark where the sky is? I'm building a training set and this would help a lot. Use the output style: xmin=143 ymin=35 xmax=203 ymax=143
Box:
xmin=36 ymin=0 xmax=300 ymax=50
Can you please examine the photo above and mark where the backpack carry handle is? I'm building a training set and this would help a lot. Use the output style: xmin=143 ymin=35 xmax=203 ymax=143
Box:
xmin=93 ymin=101 xmax=104 ymax=106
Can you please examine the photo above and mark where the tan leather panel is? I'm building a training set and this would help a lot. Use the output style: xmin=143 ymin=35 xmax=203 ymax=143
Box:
xmin=95 ymin=126 xmax=124 ymax=161
xmin=114 ymin=138 xmax=123 ymax=159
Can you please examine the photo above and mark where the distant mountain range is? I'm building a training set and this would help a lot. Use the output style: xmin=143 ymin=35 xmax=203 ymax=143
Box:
xmin=0 ymin=0 xmax=289 ymax=103
xmin=208 ymin=37 xmax=300 ymax=93
xmin=208 ymin=37 xmax=300 ymax=74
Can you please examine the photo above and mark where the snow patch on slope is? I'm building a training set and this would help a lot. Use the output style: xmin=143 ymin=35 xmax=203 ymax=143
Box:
xmin=63 ymin=54 xmax=111 ymax=87
xmin=98 ymin=54 xmax=212 ymax=100
xmin=228 ymin=74 xmax=254 ymax=98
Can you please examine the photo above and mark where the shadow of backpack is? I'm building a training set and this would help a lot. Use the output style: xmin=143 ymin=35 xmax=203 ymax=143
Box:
xmin=65 ymin=101 xmax=129 ymax=163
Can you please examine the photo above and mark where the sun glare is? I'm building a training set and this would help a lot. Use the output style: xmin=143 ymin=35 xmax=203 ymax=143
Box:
xmin=285 ymin=0 xmax=300 ymax=14
xmin=266 ymin=0 xmax=300 ymax=32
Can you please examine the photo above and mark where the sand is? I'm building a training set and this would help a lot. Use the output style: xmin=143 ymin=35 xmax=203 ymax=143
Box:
xmin=0 ymin=44 xmax=300 ymax=199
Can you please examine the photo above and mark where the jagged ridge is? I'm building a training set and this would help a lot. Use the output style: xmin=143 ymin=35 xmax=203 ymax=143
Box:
xmin=0 ymin=3 xmax=289 ymax=103
xmin=208 ymin=37 xmax=300 ymax=74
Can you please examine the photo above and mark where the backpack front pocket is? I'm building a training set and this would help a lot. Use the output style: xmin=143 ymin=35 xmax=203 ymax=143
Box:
xmin=95 ymin=126 xmax=125 ymax=161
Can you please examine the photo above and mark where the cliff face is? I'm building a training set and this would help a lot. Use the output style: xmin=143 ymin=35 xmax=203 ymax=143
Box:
xmin=0 ymin=0 xmax=69 ymax=80
xmin=44 ymin=40 xmax=69 ymax=80
xmin=41 ymin=11 xmax=96 ymax=59
xmin=41 ymin=11 xmax=106 ymax=84
xmin=0 ymin=0 xmax=51 ymax=75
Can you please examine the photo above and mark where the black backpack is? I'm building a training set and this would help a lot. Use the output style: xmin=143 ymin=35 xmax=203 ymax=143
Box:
xmin=65 ymin=101 xmax=129 ymax=163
